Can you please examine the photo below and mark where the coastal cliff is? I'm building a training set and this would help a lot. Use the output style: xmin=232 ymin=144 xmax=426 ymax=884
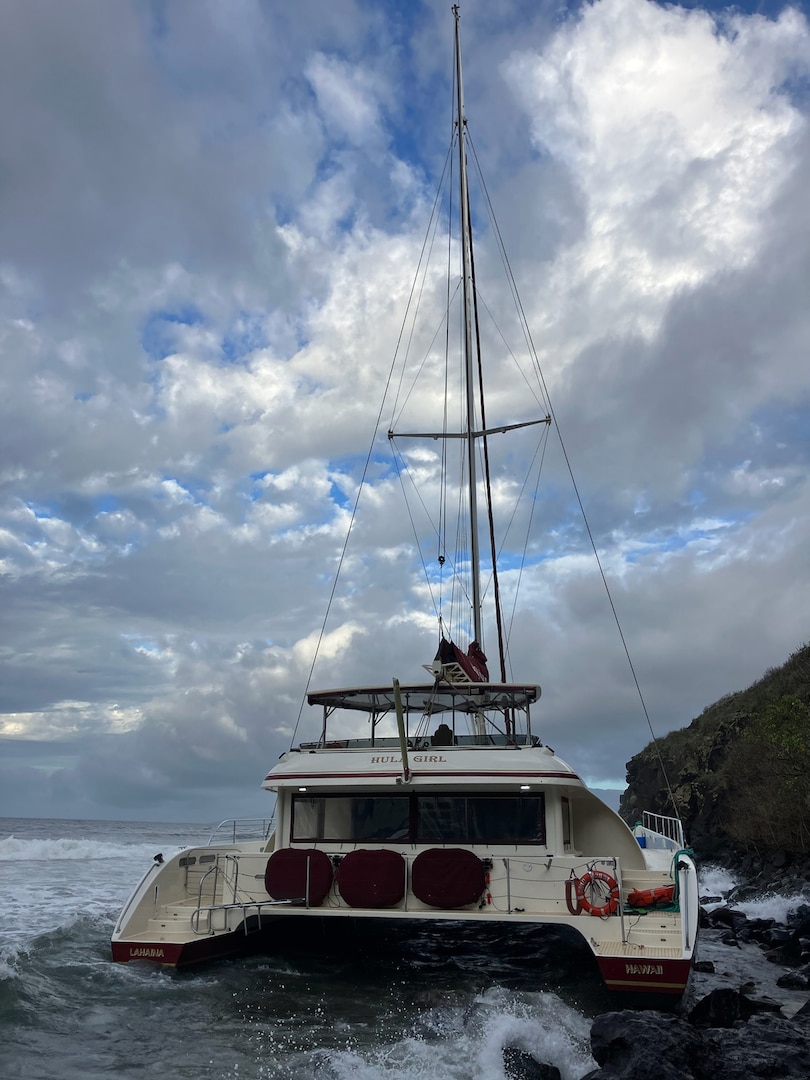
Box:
xmin=620 ymin=643 xmax=810 ymax=869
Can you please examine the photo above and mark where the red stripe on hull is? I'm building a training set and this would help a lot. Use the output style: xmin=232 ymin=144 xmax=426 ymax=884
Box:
xmin=265 ymin=770 xmax=579 ymax=782
xmin=597 ymin=955 xmax=692 ymax=996
xmin=111 ymin=933 xmax=245 ymax=969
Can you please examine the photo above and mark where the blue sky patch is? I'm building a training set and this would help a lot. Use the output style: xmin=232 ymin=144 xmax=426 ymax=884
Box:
xmin=142 ymin=306 xmax=205 ymax=361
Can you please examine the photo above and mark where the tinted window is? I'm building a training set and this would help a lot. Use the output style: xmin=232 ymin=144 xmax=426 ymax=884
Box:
xmin=417 ymin=794 xmax=545 ymax=844
xmin=291 ymin=792 xmax=545 ymax=845
xmin=292 ymin=795 xmax=410 ymax=842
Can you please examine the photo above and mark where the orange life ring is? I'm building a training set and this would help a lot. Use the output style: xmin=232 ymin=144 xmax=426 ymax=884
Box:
xmin=626 ymin=885 xmax=675 ymax=908
xmin=574 ymin=870 xmax=619 ymax=917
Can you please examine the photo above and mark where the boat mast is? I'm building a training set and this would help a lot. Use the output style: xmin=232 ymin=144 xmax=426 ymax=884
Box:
xmin=453 ymin=4 xmax=482 ymax=647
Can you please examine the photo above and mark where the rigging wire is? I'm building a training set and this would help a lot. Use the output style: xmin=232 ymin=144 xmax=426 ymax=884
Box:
xmin=466 ymin=130 xmax=681 ymax=817
xmin=291 ymin=40 xmax=463 ymax=748
xmin=503 ymin=427 xmax=550 ymax=668
xmin=291 ymin=33 xmax=680 ymax=819
xmin=467 ymin=135 xmax=551 ymax=412
xmin=289 ymin=176 xmax=452 ymax=751
xmin=389 ymin=146 xmax=455 ymax=429
xmin=389 ymin=439 xmax=443 ymax=623
xmin=467 ymin=179 xmax=507 ymax=682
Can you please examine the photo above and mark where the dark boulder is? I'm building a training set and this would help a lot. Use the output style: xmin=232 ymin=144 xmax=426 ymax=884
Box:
xmin=702 ymin=1014 xmax=810 ymax=1079
xmin=760 ymin=927 xmax=792 ymax=949
xmin=587 ymin=1011 xmax=702 ymax=1079
xmin=688 ymin=987 xmax=781 ymax=1027
xmin=705 ymin=905 xmax=748 ymax=931
xmin=585 ymin=1005 xmax=810 ymax=1080
xmin=693 ymin=959 xmax=715 ymax=973
xmin=777 ymin=967 xmax=810 ymax=990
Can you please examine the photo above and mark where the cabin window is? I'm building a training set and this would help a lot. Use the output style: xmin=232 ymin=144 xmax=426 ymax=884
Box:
xmin=417 ymin=794 xmax=545 ymax=845
xmin=290 ymin=792 xmax=545 ymax=845
xmin=291 ymin=795 xmax=410 ymax=843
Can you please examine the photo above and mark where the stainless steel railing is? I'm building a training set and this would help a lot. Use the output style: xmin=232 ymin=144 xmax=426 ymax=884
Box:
xmin=207 ymin=817 xmax=276 ymax=845
xmin=640 ymin=811 xmax=685 ymax=849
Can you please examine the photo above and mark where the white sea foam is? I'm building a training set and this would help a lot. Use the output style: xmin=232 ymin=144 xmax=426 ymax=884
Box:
xmin=278 ymin=988 xmax=596 ymax=1080
xmin=697 ymin=863 xmax=810 ymax=922
xmin=733 ymin=892 xmax=810 ymax=925
xmin=0 ymin=825 xmax=194 ymax=979
xmin=0 ymin=835 xmax=168 ymax=862
xmin=698 ymin=864 xmax=738 ymax=901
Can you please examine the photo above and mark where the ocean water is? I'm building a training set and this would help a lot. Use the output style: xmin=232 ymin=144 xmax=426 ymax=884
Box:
xmin=0 ymin=818 xmax=604 ymax=1080
xmin=1 ymin=819 xmax=807 ymax=1080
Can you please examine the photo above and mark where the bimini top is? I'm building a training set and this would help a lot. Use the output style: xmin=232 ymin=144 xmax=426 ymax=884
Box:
xmin=307 ymin=683 xmax=540 ymax=715
xmin=301 ymin=682 xmax=543 ymax=749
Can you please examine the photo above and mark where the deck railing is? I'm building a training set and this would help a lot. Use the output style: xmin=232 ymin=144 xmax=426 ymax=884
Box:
xmin=640 ymin=811 xmax=685 ymax=850
xmin=182 ymin=849 xmax=671 ymax=938
xmin=207 ymin=817 xmax=276 ymax=845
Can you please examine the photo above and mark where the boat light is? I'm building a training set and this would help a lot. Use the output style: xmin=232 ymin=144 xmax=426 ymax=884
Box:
xmin=298 ymin=786 xmax=307 ymax=792
xmin=520 ymin=785 xmax=530 ymax=791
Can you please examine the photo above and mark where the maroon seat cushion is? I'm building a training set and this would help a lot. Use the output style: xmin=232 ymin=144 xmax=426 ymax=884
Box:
xmin=412 ymin=847 xmax=485 ymax=909
xmin=336 ymin=849 xmax=406 ymax=908
xmin=264 ymin=848 xmax=333 ymax=906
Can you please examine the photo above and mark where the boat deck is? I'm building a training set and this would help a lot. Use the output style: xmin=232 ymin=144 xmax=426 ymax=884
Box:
xmin=118 ymin=892 xmax=688 ymax=962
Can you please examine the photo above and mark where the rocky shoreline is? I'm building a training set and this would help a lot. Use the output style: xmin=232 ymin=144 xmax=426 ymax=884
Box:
xmin=503 ymin=870 xmax=810 ymax=1080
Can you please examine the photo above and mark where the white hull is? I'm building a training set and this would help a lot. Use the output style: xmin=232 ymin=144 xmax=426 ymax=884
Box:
xmin=112 ymin=738 xmax=699 ymax=1000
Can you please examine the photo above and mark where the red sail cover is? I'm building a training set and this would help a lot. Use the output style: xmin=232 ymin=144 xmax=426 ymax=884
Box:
xmin=435 ymin=638 xmax=489 ymax=681
xmin=336 ymin=849 xmax=406 ymax=908
xmin=264 ymin=848 xmax=334 ymax=906
xmin=411 ymin=848 xmax=486 ymax=909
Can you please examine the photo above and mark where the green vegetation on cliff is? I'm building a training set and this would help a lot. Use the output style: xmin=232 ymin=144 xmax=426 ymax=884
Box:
xmin=620 ymin=643 xmax=810 ymax=858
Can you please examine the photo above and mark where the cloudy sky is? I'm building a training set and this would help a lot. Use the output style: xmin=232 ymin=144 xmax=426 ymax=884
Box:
xmin=1 ymin=0 xmax=808 ymax=825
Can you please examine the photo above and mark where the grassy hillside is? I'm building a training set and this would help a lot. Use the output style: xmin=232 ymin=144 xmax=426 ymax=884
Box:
xmin=620 ymin=643 xmax=810 ymax=857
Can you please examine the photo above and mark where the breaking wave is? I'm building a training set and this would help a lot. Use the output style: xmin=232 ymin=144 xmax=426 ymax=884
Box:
xmin=0 ymin=834 xmax=177 ymax=862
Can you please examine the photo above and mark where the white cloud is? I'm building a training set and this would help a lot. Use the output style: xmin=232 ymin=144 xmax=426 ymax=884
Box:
xmin=0 ymin=0 xmax=809 ymax=821
xmin=305 ymin=53 xmax=387 ymax=148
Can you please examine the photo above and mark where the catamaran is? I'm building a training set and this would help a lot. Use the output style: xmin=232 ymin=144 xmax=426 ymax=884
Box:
xmin=112 ymin=6 xmax=698 ymax=1001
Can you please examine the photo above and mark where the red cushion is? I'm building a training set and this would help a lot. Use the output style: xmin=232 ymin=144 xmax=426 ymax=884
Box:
xmin=336 ymin=849 xmax=406 ymax=908
xmin=412 ymin=848 xmax=485 ymax=909
xmin=264 ymin=848 xmax=333 ymax=906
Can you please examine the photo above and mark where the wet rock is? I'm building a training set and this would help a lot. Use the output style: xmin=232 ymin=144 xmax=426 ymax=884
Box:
xmin=760 ymin=926 xmax=791 ymax=948
xmin=502 ymin=1046 xmax=560 ymax=1080
xmin=775 ymin=915 xmax=810 ymax=964
xmin=705 ymin=905 xmax=748 ymax=930
xmin=587 ymin=1011 xmax=702 ymax=1079
xmin=688 ymin=988 xmax=748 ymax=1027
xmin=703 ymin=1014 xmax=810 ymax=1079
xmin=726 ymin=883 xmax=762 ymax=904
xmin=687 ymin=987 xmax=779 ymax=1028
xmin=745 ymin=916 xmax=775 ymax=933
xmin=777 ymin=967 xmax=810 ymax=990
xmin=584 ymin=1005 xmax=810 ymax=1079
xmin=693 ymin=959 xmax=715 ymax=973
xmin=698 ymin=906 xmax=714 ymax=929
